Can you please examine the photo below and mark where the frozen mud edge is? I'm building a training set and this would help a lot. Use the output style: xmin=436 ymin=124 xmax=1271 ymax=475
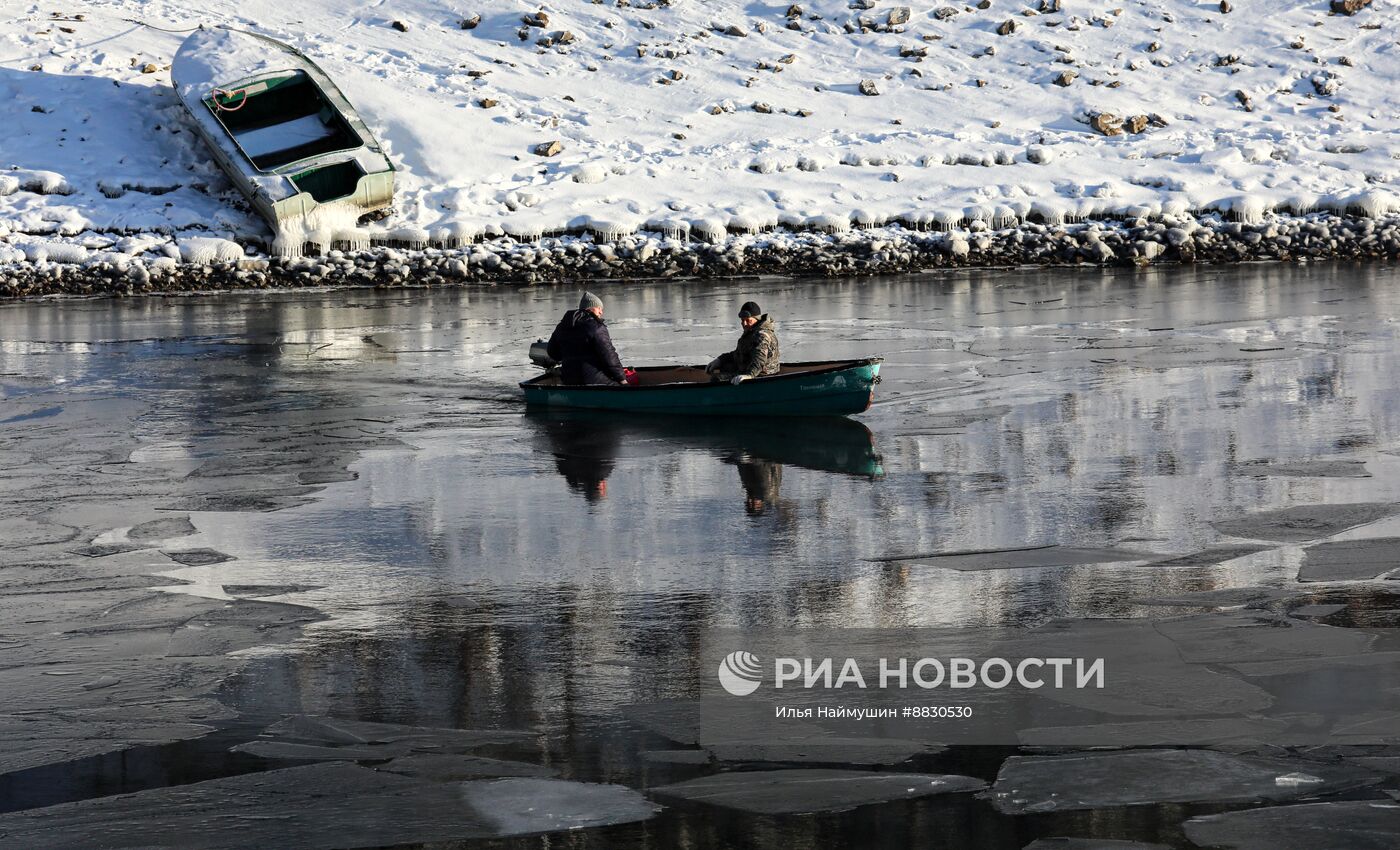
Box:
xmin=3 ymin=211 xmax=1400 ymax=297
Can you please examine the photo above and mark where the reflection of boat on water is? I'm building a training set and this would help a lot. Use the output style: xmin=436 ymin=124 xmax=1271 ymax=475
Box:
xmin=521 ymin=359 xmax=883 ymax=417
xmin=529 ymin=411 xmax=883 ymax=503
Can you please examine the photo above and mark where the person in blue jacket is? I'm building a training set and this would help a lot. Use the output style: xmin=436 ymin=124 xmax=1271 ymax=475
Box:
xmin=546 ymin=292 xmax=628 ymax=386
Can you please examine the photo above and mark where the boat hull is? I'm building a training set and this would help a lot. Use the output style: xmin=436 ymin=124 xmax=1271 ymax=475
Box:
xmin=520 ymin=359 xmax=882 ymax=417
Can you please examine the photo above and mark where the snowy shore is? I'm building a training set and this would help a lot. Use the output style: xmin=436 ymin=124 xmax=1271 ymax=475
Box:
xmin=2 ymin=0 xmax=1398 ymax=290
xmin=4 ymin=210 xmax=1399 ymax=297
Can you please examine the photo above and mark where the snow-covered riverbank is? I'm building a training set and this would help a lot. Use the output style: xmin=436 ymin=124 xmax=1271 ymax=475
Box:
xmin=1 ymin=0 xmax=1397 ymax=287
xmin=4 ymin=210 xmax=1399 ymax=297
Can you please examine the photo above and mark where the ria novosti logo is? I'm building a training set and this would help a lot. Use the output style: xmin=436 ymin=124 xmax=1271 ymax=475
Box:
xmin=717 ymin=650 xmax=763 ymax=696
xmin=717 ymin=651 xmax=1105 ymax=695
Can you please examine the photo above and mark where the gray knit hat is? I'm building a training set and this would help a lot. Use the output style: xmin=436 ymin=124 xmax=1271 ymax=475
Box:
xmin=579 ymin=291 xmax=603 ymax=311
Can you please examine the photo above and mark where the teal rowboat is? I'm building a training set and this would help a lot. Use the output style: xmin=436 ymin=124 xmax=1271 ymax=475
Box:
xmin=520 ymin=359 xmax=882 ymax=417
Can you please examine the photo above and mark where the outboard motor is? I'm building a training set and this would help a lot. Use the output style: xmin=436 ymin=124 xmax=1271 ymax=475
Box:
xmin=528 ymin=339 xmax=556 ymax=369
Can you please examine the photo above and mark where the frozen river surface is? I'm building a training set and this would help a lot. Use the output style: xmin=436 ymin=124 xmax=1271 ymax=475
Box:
xmin=3 ymin=265 xmax=1400 ymax=848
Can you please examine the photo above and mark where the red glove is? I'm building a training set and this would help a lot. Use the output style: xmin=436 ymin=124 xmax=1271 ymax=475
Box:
xmin=623 ymin=368 xmax=639 ymax=386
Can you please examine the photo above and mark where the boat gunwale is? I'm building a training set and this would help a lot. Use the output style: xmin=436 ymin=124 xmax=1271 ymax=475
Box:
xmin=198 ymin=70 xmax=369 ymax=176
xmin=519 ymin=357 xmax=883 ymax=392
xmin=173 ymin=27 xmax=395 ymax=179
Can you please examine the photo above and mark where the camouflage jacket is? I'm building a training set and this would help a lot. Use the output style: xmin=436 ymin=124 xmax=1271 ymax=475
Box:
xmin=733 ymin=315 xmax=780 ymax=377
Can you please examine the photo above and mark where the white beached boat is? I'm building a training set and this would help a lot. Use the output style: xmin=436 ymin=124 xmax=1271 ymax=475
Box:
xmin=171 ymin=26 xmax=394 ymax=255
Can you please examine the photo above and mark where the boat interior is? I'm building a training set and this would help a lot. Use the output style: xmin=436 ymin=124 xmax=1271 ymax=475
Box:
xmin=209 ymin=71 xmax=363 ymax=172
xmin=528 ymin=361 xmax=856 ymax=388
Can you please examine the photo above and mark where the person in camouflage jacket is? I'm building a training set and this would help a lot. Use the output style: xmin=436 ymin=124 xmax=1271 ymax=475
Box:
xmin=706 ymin=301 xmax=780 ymax=384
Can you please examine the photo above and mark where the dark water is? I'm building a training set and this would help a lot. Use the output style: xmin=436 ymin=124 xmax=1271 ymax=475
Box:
xmin=5 ymin=263 xmax=1400 ymax=848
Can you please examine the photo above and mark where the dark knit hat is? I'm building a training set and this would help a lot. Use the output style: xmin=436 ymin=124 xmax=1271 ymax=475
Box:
xmin=579 ymin=291 xmax=603 ymax=311
xmin=738 ymin=301 xmax=762 ymax=319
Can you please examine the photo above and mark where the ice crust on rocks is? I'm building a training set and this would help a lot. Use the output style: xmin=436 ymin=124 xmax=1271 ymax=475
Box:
xmin=8 ymin=208 xmax=1400 ymax=295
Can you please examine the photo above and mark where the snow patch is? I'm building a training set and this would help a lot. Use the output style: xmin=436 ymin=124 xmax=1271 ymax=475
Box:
xmin=502 ymin=217 xmax=556 ymax=242
xmin=437 ymin=220 xmax=484 ymax=247
xmin=148 ymin=257 xmax=179 ymax=275
xmin=1344 ymin=190 xmax=1398 ymax=219
xmin=383 ymin=226 xmax=431 ymax=249
xmin=23 ymin=241 xmax=89 ymax=264
xmin=645 ymin=218 xmax=690 ymax=240
xmin=690 ymin=218 xmax=729 ymax=243
xmin=807 ymin=214 xmax=850 ymax=234
xmin=585 ymin=215 xmax=639 ymax=242
xmin=571 ymin=164 xmax=608 ymax=184
xmin=14 ymin=170 xmax=71 ymax=195
xmin=1218 ymin=195 xmax=1268 ymax=225
xmin=178 ymin=237 xmax=244 ymax=265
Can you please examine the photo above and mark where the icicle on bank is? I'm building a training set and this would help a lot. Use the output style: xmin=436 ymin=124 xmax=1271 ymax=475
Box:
xmin=272 ymin=202 xmax=368 ymax=258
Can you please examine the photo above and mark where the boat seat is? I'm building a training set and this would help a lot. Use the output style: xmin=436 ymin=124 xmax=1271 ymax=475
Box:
xmin=233 ymin=112 xmax=337 ymax=161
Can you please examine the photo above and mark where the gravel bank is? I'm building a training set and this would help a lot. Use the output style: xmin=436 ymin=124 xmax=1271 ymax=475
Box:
xmin=3 ymin=212 xmax=1399 ymax=297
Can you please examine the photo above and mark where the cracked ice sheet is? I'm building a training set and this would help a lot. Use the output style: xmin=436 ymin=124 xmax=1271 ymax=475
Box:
xmin=1023 ymin=841 xmax=1171 ymax=850
xmin=1211 ymin=503 xmax=1400 ymax=543
xmin=985 ymin=750 xmax=1381 ymax=815
xmin=1137 ymin=545 xmax=1275 ymax=569
xmin=649 ymin=769 xmax=985 ymax=815
xmin=0 ymin=593 xmax=320 ymax=671
xmin=229 ymin=715 xmax=540 ymax=765
xmin=1152 ymin=611 xmax=1374 ymax=665
xmin=161 ymin=548 xmax=234 ymax=566
xmin=376 ymin=753 xmax=557 ymax=781
xmin=126 ymin=516 xmax=197 ymax=541
xmin=254 ymin=715 xmax=537 ymax=749
xmin=873 ymin=546 xmax=1151 ymax=572
xmin=0 ymin=657 xmax=236 ymax=721
xmin=1215 ymin=651 xmax=1400 ymax=745
xmin=1016 ymin=717 xmax=1293 ymax=749
xmin=0 ymin=763 xmax=658 ymax=849
xmin=1299 ymin=538 xmax=1400 ymax=582
xmin=0 ymin=594 xmax=318 ymax=776
xmin=0 ymin=705 xmax=232 ymax=777
xmin=1235 ymin=460 xmax=1373 ymax=479
xmin=984 ymin=611 xmax=1400 ymax=746
xmin=157 ymin=487 xmax=323 ymax=513
xmin=1132 ymin=587 xmax=1300 ymax=608
xmin=991 ymin=618 xmax=1274 ymax=720
xmin=1183 ymin=802 xmax=1400 ymax=850
xmin=703 ymin=738 xmax=945 ymax=767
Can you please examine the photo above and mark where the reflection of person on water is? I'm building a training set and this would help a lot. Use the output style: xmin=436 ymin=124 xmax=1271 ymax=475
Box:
xmin=706 ymin=301 xmax=780 ymax=385
xmin=556 ymin=452 xmax=612 ymax=502
xmin=541 ymin=416 xmax=621 ymax=503
xmin=730 ymin=455 xmax=782 ymax=515
xmin=546 ymin=291 xmax=629 ymax=386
